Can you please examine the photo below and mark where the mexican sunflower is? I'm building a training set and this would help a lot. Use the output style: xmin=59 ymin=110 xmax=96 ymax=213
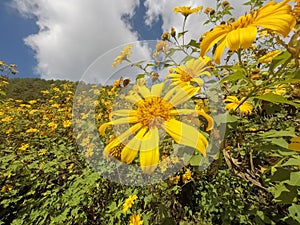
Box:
xmin=112 ymin=44 xmax=133 ymax=67
xmin=99 ymin=82 xmax=212 ymax=174
xmin=173 ymin=6 xmax=203 ymax=17
xmin=200 ymin=0 xmax=296 ymax=64
xmin=224 ymin=96 xmax=253 ymax=114
xmin=168 ymin=57 xmax=211 ymax=92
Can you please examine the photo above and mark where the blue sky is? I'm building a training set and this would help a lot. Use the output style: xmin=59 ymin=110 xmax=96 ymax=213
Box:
xmin=0 ymin=0 xmax=39 ymax=78
xmin=0 ymin=0 xmax=163 ymax=79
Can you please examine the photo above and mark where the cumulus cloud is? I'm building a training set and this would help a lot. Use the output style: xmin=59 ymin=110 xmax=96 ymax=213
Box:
xmin=144 ymin=0 xmax=249 ymax=42
xmin=11 ymin=0 xmax=250 ymax=82
xmin=12 ymin=0 xmax=141 ymax=82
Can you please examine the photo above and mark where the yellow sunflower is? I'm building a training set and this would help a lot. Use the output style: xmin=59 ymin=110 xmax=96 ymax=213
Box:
xmin=200 ymin=0 xmax=296 ymax=64
xmin=123 ymin=195 xmax=137 ymax=213
xmin=173 ymin=6 xmax=203 ymax=17
xmin=112 ymin=44 xmax=133 ymax=68
xmin=224 ymin=96 xmax=253 ymax=114
xmin=168 ymin=57 xmax=211 ymax=92
xmin=129 ymin=213 xmax=143 ymax=225
xmin=99 ymin=82 xmax=212 ymax=174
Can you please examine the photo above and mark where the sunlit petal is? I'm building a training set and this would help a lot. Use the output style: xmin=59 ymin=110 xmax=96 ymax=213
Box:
xmin=140 ymin=128 xmax=160 ymax=174
xmin=163 ymin=119 xmax=208 ymax=156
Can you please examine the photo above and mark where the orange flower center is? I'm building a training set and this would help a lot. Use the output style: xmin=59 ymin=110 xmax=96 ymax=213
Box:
xmin=137 ymin=97 xmax=172 ymax=128
xmin=180 ymin=70 xmax=193 ymax=82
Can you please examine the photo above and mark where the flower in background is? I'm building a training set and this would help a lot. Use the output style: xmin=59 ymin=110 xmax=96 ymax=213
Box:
xmin=63 ymin=120 xmax=72 ymax=128
xmin=26 ymin=128 xmax=38 ymax=133
xmin=19 ymin=143 xmax=29 ymax=151
xmin=123 ymin=195 xmax=138 ymax=213
xmin=173 ymin=6 xmax=203 ymax=17
xmin=224 ymin=96 xmax=253 ymax=114
xmin=168 ymin=57 xmax=211 ymax=92
xmin=258 ymin=50 xmax=282 ymax=63
xmin=288 ymin=136 xmax=300 ymax=151
xmin=129 ymin=213 xmax=143 ymax=225
xmin=182 ymin=168 xmax=192 ymax=184
xmin=112 ymin=44 xmax=133 ymax=67
xmin=99 ymin=82 xmax=209 ymax=173
xmin=200 ymin=0 xmax=296 ymax=64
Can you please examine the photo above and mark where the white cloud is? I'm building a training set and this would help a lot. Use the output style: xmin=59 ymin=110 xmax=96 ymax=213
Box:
xmin=11 ymin=0 xmax=250 ymax=82
xmin=144 ymin=0 xmax=249 ymax=42
xmin=12 ymin=0 xmax=140 ymax=82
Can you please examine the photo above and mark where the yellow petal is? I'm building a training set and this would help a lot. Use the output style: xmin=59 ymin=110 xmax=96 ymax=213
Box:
xmin=200 ymin=26 xmax=229 ymax=57
xmin=226 ymin=29 xmax=241 ymax=51
xmin=169 ymin=86 xmax=199 ymax=106
xmin=151 ymin=82 xmax=165 ymax=97
xmin=112 ymin=109 xmax=137 ymax=117
xmin=138 ymin=85 xmax=151 ymax=98
xmin=100 ymin=117 xmax=140 ymax=135
xmin=126 ymin=94 xmax=142 ymax=104
xmin=121 ymin=127 xmax=148 ymax=163
xmin=99 ymin=122 xmax=112 ymax=136
xmin=104 ymin=123 xmax=143 ymax=155
xmin=163 ymin=119 xmax=208 ymax=156
xmin=240 ymin=26 xmax=257 ymax=49
xmin=197 ymin=109 xmax=214 ymax=131
xmin=214 ymin=37 xmax=227 ymax=64
xmin=140 ymin=128 xmax=160 ymax=174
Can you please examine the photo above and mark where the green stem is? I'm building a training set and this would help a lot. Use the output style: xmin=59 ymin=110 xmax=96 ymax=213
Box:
xmin=182 ymin=17 xmax=187 ymax=46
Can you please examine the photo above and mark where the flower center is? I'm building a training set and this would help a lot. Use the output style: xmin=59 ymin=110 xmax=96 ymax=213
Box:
xmin=137 ymin=97 xmax=172 ymax=128
xmin=180 ymin=70 xmax=193 ymax=82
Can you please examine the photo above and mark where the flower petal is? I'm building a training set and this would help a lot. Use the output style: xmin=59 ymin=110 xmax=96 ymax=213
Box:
xmin=121 ymin=127 xmax=148 ymax=163
xmin=163 ymin=119 xmax=208 ymax=156
xmin=169 ymin=86 xmax=199 ymax=106
xmin=104 ymin=123 xmax=143 ymax=156
xmin=151 ymin=82 xmax=165 ymax=97
xmin=200 ymin=26 xmax=229 ymax=57
xmin=140 ymin=128 xmax=160 ymax=174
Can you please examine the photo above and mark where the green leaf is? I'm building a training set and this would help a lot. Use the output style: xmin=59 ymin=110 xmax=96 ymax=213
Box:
xmin=220 ymin=70 xmax=246 ymax=83
xmin=286 ymin=172 xmax=300 ymax=186
xmin=178 ymin=31 xmax=188 ymax=39
xmin=255 ymin=93 xmax=300 ymax=108
xmin=282 ymin=156 xmax=300 ymax=166
xmin=189 ymin=154 xmax=202 ymax=166
xmin=180 ymin=56 xmax=196 ymax=64
xmin=268 ymin=138 xmax=289 ymax=149
xmin=213 ymin=112 xmax=237 ymax=125
xmin=270 ymin=50 xmax=291 ymax=71
xmin=288 ymin=204 xmax=300 ymax=223
xmin=136 ymin=74 xmax=145 ymax=80
xmin=160 ymin=217 xmax=177 ymax=225
xmin=259 ymin=127 xmax=295 ymax=138
xmin=187 ymin=39 xmax=200 ymax=48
